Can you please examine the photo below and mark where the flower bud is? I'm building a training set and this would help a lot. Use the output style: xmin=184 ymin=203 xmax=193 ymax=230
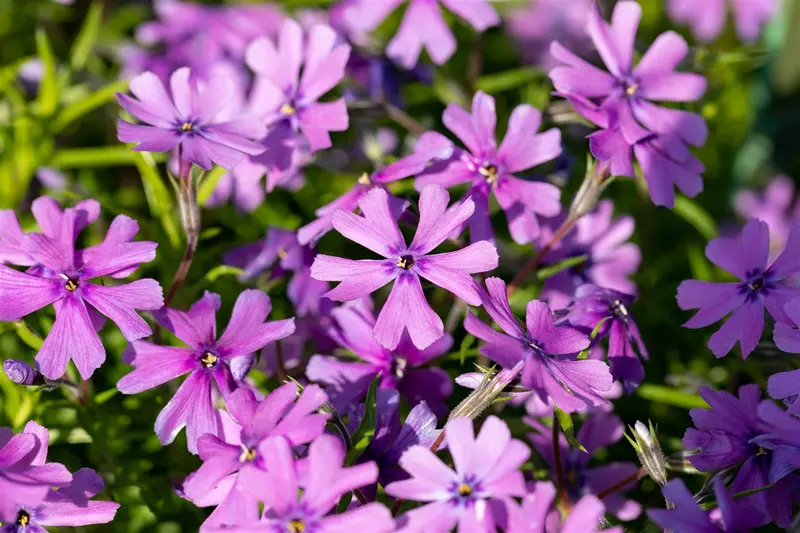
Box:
xmin=3 ymin=359 xmax=42 ymax=386
xmin=627 ymin=420 xmax=668 ymax=487
xmin=449 ymin=361 xmax=524 ymax=421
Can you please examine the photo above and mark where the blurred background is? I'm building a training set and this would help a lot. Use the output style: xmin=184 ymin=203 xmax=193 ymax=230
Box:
xmin=1 ymin=0 xmax=799 ymax=530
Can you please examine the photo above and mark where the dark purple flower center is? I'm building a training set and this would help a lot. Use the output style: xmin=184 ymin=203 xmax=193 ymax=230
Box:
xmin=389 ymin=357 xmax=407 ymax=379
xmin=609 ymin=299 xmax=629 ymax=319
xmin=397 ymin=255 xmax=415 ymax=269
xmin=449 ymin=475 xmax=481 ymax=505
xmin=738 ymin=269 xmax=775 ymax=302
xmin=199 ymin=351 xmax=218 ymax=369
xmin=62 ymin=275 xmax=80 ymax=292
xmin=17 ymin=510 xmax=30 ymax=526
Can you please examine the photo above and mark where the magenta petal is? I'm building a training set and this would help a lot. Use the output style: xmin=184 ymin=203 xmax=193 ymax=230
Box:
xmin=417 ymin=243 xmax=498 ymax=306
xmin=117 ymin=120 xmax=182 ymax=152
xmin=311 ymin=256 xmax=395 ymax=301
xmin=0 ymin=265 xmax=61 ymax=321
xmin=706 ymin=219 xmax=769 ymax=279
xmin=298 ymin=99 xmax=349 ymax=152
xmin=319 ymin=503 xmax=395 ymax=533
xmin=374 ymin=274 xmax=444 ymax=350
xmin=81 ymin=280 xmax=162 ymax=341
xmin=117 ymin=343 xmax=195 ymax=394
xmin=387 ymin=0 xmax=454 ymax=68
xmin=38 ymin=500 xmax=120 ymax=527
xmin=37 ymin=297 xmax=105 ymax=380
xmin=410 ymin=185 xmax=475 ymax=254
xmin=332 ymin=187 xmax=405 ymax=258
xmin=216 ymin=290 xmax=294 ymax=357
xmin=498 ymin=106 xmax=562 ymax=173
xmin=0 ymin=433 xmax=37 ymax=468
xmin=440 ymin=0 xmax=499 ymax=30
xmin=128 ymin=71 xmax=178 ymax=122
xmin=464 ymin=311 xmax=527 ymax=368
xmin=155 ymin=370 xmax=217 ymax=452
xmin=707 ymin=302 xmax=764 ymax=358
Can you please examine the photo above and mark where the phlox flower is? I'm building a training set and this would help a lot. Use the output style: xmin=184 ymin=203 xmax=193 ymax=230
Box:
xmin=339 ymin=0 xmax=499 ymax=69
xmin=734 ymin=175 xmax=800 ymax=258
xmin=206 ymin=435 xmax=394 ymax=533
xmin=310 ymin=184 xmax=499 ymax=350
xmin=117 ymin=290 xmax=295 ymax=453
xmin=399 ymin=91 xmax=562 ymax=244
xmin=667 ymin=0 xmax=778 ymax=42
xmin=677 ymin=218 xmax=800 ymax=358
xmin=463 ymin=277 xmax=613 ymax=412
xmin=770 ymin=298 xmax=800 ymax=411
xmin=385 ymin=416 xmax=528 ymax=533
xmin=307 ymin=298 xmax=453 ymax=415
xmin=117 ymin=67 xmax=266 ymax=170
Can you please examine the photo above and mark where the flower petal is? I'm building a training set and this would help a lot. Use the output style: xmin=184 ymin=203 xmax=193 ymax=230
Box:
xmin=82 ymin=280 xmax=162 ymax=341
xmin=117 ymin=343 xmax=196 ymax=394
xmin=374 ymin=273 xmax=443 ymax=350
xmin=37 ymin=297 xmax=105 ymax=380
xmin=311 ymin=256 xmax=396 ymax=301
xmin=410 ymin=185 xmax=475 ymax=255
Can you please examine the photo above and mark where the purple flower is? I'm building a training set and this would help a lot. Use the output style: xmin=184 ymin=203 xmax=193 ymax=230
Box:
xmin=769 ymin=298 xmax=800 ymax=411
xmin=506 ymin=0 xmax=593 ymax=70
xmin=297 ymin=158 xmax=424 ymax=246
xmin=565 ymin=284 xmax=648 ymax=392
xmin=734 ymin=175 xmax=800 ymax=258
xmin=245 ymin=21 xmax=351 ymax=165
xmin=526 ymin=412 xmax=642 ymax=521
xmin=181 ymin=382 xmax=329 ymax=526
xmin=677 ymin=218 xmax=800 ymax=358
xmin=503 ymin=482 xmax=622 ymax=533
xmin=306 ymin=298 xmax=453 ymax=415
xmin=205 ymin=156 xmax=305 ymax=213
xmin=310 ymin=184 xmax=499 ymax=350
xmin=340 ymin=0 xmax=499 ymax=69
xmin=385 ymin=416 xmax=528 ymax=533
xmin=648 ymin=478 xmax=764 ymax=533
xmin=0 ymin=206 xmax=162 ymax=379
xmin=117 ymin=290 xmax=295 ymax=453
xmin=668 ymin=0 xmax=778 ymax=42
xmin=207 ymin=435 xmax=394 ymax=533
xmin=463 ymin=277 xmax=613 ymax=412
xmin=2 ymin=360 xmax=40 ymax=386
xmin=403 ymin=91 xmax=562 ymax=244
xmin=540 ymin=200 xmax=640 ymax=309
xmin=683 ymin=385 xmax=786 ymax=527
xmin=117 ymin=67 xmax=267 ymax=170
xmin=0 ymin=422 xmax=72 ymax=518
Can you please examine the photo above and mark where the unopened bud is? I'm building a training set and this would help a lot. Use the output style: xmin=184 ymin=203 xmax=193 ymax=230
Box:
xmin=450 ymin=361 xmax=524 ymax=421
xmin=3 ymin=359 xmax=42 ymax=386
xmin=627 ymin=420 xmax=668 ymax=487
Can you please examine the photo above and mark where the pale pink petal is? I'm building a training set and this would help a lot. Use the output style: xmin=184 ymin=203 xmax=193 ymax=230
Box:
xmin=374 ymin=274 xmax=443 ymax=350
xmin=440 ymin=0 xmax=499 ymax=31
xmin=332 ymin=187 xmax=405 ymax=257
xmin=81 ymin=280 xmax=161 ymax=341
xmin=387 ymin=0 xmax=455 ymax=68
xmin=311 ymin=256 xmax=396 ymax=301
xmin=410 ymin=185 xmax=475 ymax=254
xmin=129 ymin=71 xmax=178 ymax=121
xmin=37 ymin=297 xmax=105 ymax=380
xmin=169 ymin=67 xmax=193 ymax=120
xmin=117 ymin=343 xmax=196 ymax=393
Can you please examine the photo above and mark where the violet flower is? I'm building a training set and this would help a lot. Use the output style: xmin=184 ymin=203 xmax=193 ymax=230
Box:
xmin=402 ymin=91 xmax=562 ymax=244
xmin=310 ymin=185 xmax=499 ymax=350
xmin=677 ymin=218 xmax=800 ymax=358
xmin=648 ymin=478 xmax=764 ymax=533
xmin=683 ymin=385 xmax=787 ymax=527
xmin=463 ymin=277 xmax=613 ymax=413
xmin=117 ymin=67 xmax=266 ymax=170
xmin=205 ymin=156 xmax=305 ymax=213
xmin=208 ymin=435 xmax=394 ymax=533
xmin=565 ymin=284 xmax=648 ymax=392
xmin=306 ymin=298 xmax=453 ymax=415
xmin=0 ymin=207 xmax=162 ymax=380
xmin=181 ymin=383 xmax=328 ymax=516
xmin=539 ymin=199 xmax=641 ymax=309
xmin=503 ymin=482 xmax=623 ymax=533
xmin=117 ymin=290 xmax=295 ymax=454
xmin=526 ymin=412 xmax=642 ymax=521
xmin=244 ymin=20 xmax=350 ymax=167
xmin=385 ymin=416 xmax=528 ymax=533
xmin=0 ymin=422 xmax=72 ymax=517
xmin=668 ymin=0 xmax=778 ymax=42
xmin=770 ymin=298 xmax=800 ymax=411
xmin=339 ymin=0 xmax=499 ymax=69
xmin=734 ymin=175 xmax=800 ymax=258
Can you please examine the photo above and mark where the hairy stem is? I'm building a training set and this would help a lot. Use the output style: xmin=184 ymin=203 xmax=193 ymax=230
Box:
xmin=507 ymin=216 xmax=579 ymax=296
xmin=596 ymin=466 xmax=645 ymax=500
xmin=164 ymin=163 xmax=201 ymax=308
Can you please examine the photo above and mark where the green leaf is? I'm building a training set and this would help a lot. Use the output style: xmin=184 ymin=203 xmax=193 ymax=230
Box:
xmin=637 ymin=384 xmax=709 ymax=409
xmin=70 ymin=1 xmax=104 ymax=71
xmin=52 ymin=79 xmax=129 ymax=133
xmin=51 ymin=147 xmax=166 ymax=168
xmin=204 ymin=265 xmax=246 ymax=283
xmin=35 ymin=29 xmax=59 ymax=117
xmin=95 ymin=388 xmax=118 ymax=405
xmin=133 ymin=152 xmax=181 ymax=248
xmin=459 ymin=334 xmax=476 ymax=365
xmin=345 ymin=376 xmax=380 ymax=466
xmin=476 ymin=67 xmax=545 ymax=94
xmin=673 ymin=195 xmax=718 ymax=240
xmin=537 ymin=254 xmax=588 ymax=281
xmin=14 ymin=321 xmax=43 ymax=351
xmin=554 ymin=406 xmax=586 ymax=452
xmin=198 ymin=165 xmax=228 ymax=206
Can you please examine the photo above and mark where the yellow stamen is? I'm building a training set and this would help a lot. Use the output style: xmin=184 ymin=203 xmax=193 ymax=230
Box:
xmin=18 ymin=513 xmax=30 ymax=526
xmin=280 ymin=103 xmax=296 ymax=115
xmin=200 ymin=352 xmax=218 ymax=369
xmin=181 ymin=122 xmax=193 ymax=132
xmin=458 ymin=483 xmax=473 ymax=496
xmin=288 ymin=519 xmax=306 ymax=533
xmin=277 ymin=248 xmax=288 ymax=260
xmin=478 ymin=164 xmax=499 ymax=185
xmin=397 ymin=256 xmax=414 ymax=269
xmin=625 ymin=83 xmax=639 ymax=97
xmin=240 ymin=446 xmax=257 ymax=462
xmin=357 ymin=172 xmax=371 ymax=185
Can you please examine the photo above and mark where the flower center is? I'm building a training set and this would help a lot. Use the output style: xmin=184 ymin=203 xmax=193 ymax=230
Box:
xmin=17 ymin=511 xmax=30 ymax=526
xmin=240 ymin=446 xmax=257 ymax=462
xmin=740 ymin=269 xmax=773 ymax=302
xmin=397 ymin=255 xmax=415 ymax=269
xmin=609 ymin=299 xmax=628 ymax=318
xmin=625 ymin=82 xmax=639 ymax=96
xmin=280 ymin=103 xmax=297 ymax=116
xmin=357 ymin=172 xmax=371 ymax=185
xmin=757 ymin=447 xmax=768 ymax=456
xmin=200 ymin=352 xmax=218 ymax=369
xmin=390 ymin=357 xmax=407 ymax=379
xmin=288 ymin=519 xmax=306 ymax=533
xmin=277 ymin=247 xmax=288 ymax=260
xmin=458 ymin=483 xmax=473 ymax=496
xmin=60 ymin=273 xmax=80 ymax=292
xmin=478 ymin=163 xmax=499 ymax=185
xmin=181 ymin=122 xmax=194 ymax=132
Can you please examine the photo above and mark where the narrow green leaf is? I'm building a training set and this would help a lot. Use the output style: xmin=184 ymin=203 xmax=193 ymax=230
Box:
xmin=70 ymin=1 xmax=104 ymax=70
xmin=51 ymin=147 xmax=166 ymax=168
xmin=537 ymin=254 xmax=588 ymax=281
xmin=52 ymin=79 xmax=129 ymax=133
xmin=459 ymin=334 xmax=476 ymax=365
xmin=554 ymin=406 xmax=586 ymax=452
xmin=345 ymin=376 xmax=380 ymax=466
xmin=14 ymin=321 xmax=44 ymax=350
xmin=673 ymin=195 xmax=718 ymax=240
xmin=198 ymin=165 xmax=228 ymax=205
xmin=637 ymin=384 xmax=709 ymax=409
xmin=95 ymin=388 xmax=118 ymax=405
xmin=133 ymin=152 xmax=181 ymax=248
xmin=476 ymin=67 xmax=545 ymax=94
xmin=35 ymin=29 xmax=59 ymax=117
xmin=205 ymin=265 xmax=246 ymax=283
